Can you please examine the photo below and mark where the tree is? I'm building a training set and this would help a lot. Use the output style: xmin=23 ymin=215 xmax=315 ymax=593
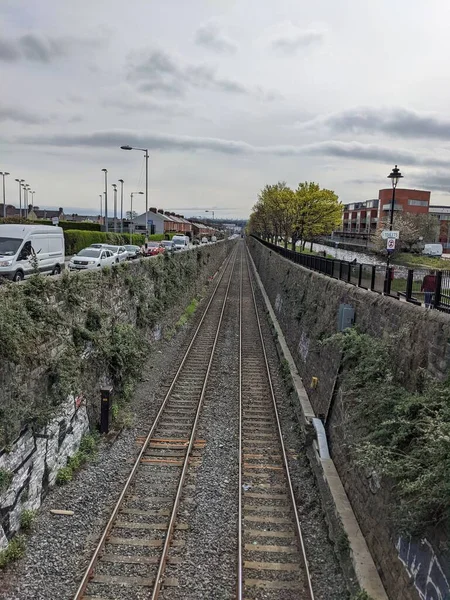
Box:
xmin=248 ymin=181 xmax=342 ymax=251
xmin=373 ymin=213 xmax=440 ymax=253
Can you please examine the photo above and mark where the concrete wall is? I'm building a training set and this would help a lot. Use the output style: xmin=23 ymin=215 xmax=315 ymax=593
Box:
xmin=249 ymin=237 xmax=450 ymax=600
xmin=0 ymin=241 xmax=233 ymax=547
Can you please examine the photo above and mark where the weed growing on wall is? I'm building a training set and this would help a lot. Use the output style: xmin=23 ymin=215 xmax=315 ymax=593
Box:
xmin=0 ymin=535 xmax=25 ymax=568
xmin=328 ymin=327 xmax=450 ymax=535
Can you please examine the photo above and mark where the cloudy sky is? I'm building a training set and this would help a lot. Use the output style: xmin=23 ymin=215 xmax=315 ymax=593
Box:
xmin=2 ymin=0 xmax=450 ymax=219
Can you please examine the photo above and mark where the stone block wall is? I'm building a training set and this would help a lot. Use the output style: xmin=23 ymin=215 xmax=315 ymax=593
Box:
xmin=248 ymin=237 xmax=450 ymax=600
xmin=0 ymin=241 xmax=233 ymax=547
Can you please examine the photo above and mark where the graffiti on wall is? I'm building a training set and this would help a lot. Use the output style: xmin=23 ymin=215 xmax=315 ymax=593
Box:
xmin=397 ymin=537 xmax=450 ymax=600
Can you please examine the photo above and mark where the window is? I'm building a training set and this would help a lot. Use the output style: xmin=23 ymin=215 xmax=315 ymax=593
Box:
xmin=408 ymin=199 xmax=428 ymax=207
xmin=382 ymin=204 xmax=403 ymax=211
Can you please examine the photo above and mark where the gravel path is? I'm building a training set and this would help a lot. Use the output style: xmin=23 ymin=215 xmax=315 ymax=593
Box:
xmin=0 ymin=275 xmax=221 ymax=600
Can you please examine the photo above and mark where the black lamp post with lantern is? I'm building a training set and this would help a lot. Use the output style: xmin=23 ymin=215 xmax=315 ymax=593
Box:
xmin=384 ymin=165 xmax=403 ymax=293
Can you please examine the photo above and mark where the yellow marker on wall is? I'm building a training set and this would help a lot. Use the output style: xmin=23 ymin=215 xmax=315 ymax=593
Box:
xmin=311 ymin=376 xmax=318 ymax=389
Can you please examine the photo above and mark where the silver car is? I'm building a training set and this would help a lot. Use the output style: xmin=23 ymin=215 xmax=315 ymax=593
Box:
xmin=90 ymin=244 xmax=128 ymax=263
xmin=69 ymin=247 xmax=116 ymax=271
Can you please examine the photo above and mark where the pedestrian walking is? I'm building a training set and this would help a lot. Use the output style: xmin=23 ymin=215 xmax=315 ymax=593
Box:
xmin=421 ymin=270 xmax=437 ymax=309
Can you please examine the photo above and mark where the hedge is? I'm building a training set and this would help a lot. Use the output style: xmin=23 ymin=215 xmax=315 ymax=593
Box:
xmin=0 ymin=217 xmax=101 ymax=231
xmin=64 ymin=231 xmax=146 ymax=255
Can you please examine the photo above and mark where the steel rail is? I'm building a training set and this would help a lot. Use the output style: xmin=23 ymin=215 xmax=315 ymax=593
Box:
xmin=72 ymin=246 xmax=237 ymax=600
xmin=150 ymin=244 xmax=239 ymax=599
xmin=237 ymin=246 xmax=244 ymax=598
xmin=241 ymin=245 xmax=315 ymax=599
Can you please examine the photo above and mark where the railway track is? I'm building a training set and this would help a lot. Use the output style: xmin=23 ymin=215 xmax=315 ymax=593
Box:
xmin=73 ymin=246 xmax=238 ymax=600
xmin=237 ymin=247 xmax=315 ymax=599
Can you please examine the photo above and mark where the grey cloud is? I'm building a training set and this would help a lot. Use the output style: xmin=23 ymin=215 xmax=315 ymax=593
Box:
xmin=0 ymin=33 xmax=104 ymax=63
xmin=16 ymin=130 xmax=450 ymax=168
xmin=297 ymin=106 xmax=450 ymax=140
xmin=0 ymin=105 xmax=47 ymax=125
xmin=127 ymin=49 xmax=249 ymax=96
xmin=272 ymin=29 xmax=325 ymax=54
xmin=409 ymin=172 xmax=450 ymax=193
xmin=195 ymin=22 xmax=237 ymax=54
xmin=102 ymin=96 xmax=187 ymax=116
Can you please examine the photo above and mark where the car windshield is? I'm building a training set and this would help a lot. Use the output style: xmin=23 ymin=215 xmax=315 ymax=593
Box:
xmin=161 ymin=241 xmax=172 ymax=246
xmin=124 ymin=245 xmax=138 ymax=251
xmin=105 ymin=246 xmax=118 ymax=252
xmin=0 ymin=237 xmax=23 ymax=256
xmin=148 ymin=242 xmax=159 ymax=247
xmin=77 ymin=249 xmax=100 ymax=258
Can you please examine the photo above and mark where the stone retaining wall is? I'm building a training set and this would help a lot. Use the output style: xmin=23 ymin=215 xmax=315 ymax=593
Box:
xmin=248 ymin=237 xmax=450 ymax=600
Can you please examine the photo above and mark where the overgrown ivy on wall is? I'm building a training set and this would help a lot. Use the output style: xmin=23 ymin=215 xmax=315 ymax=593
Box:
xmin=0 ymin=248 xmax=216 ymax=447
xmin=327 ymin=328 xmax=450 ymax=535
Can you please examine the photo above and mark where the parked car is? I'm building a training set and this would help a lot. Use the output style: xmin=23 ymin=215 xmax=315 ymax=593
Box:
xmin=211 ymin=236 xmax=217 ymax=243
xmin=124 ymin=245 xmax=142 ymax=259
xmin=0 ymin=224 xmax=65 ymax=282
xmin=142 ymin=241 xmax=165 ymax=256
xmin=160 ymin=240 xmax=175 ymax=253
xmin=68 ymin=247 xmax=116 ymax=271
xmin=201 ymin=237 xmax=208 ymax=244
xmin=172 ymin=235 xmax=189 ymax=250
xmin=90 ymin=244 xmax=128 ymax=263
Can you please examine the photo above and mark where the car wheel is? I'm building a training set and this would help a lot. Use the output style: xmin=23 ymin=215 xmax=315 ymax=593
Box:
xmin=13 ymin=270 xmax=24 ymax=282
xmin=51 ymin=264 xmax=61 ymax=276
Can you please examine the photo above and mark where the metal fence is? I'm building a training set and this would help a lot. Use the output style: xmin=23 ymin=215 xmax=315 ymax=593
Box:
xmin=253 ymin=236 xmax=450 ymax=313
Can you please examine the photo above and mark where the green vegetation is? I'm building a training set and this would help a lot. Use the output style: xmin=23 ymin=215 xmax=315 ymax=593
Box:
xmin=56 ymin=432 xmax=99 ymax=485
xmin=19 ymin=509 xmax=36 ymax=530
xmin=0 ymin=216 xmax=101 ymax=231
xmin=0 ymin=469 xmax=13 ymax=493
xmin=392 ymin=252 xmax=450 ymax=270
xmin=64 ymin=230 xmax=146 ymax=254
xmin=249 ymin=181 xmax=342 ymax=250
xmin=176 ymin=298 xmax=199 ymax=328
xmin=351 ymin=591 xmax=374 ymax=600
xmin=327 ymin=328 xmax=450 ymax=535
xmin=0 ymin=535 xmax=26 ymax=568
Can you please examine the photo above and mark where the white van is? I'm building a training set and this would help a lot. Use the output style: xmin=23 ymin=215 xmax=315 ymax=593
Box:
xmin=422 ymin=243 xmax=443 ymax=257
xmin=172 ymin=235 xmax=189 ymax=250
xmin=0 ymin=225 xmax=65 ymax=281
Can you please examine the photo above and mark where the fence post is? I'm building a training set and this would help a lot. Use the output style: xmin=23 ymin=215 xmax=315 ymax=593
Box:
xmin=358 ymin=264 xmax=362 ymax=287
xmin=406 ymin=269 xmax=414 ymax=302
xmin=386 ymin=267 xmax=392 ymax=295
xmin=347 ymin=263 xmax=351 ymax=283
xmin=433 ymin=270 xmax=442 ymax=309
xmin=370 ymin=265 xmax=376 ymax=290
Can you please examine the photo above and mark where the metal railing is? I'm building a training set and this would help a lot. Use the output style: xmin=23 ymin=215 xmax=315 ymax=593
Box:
xmin=253 ymin=236 xmax=450 ymax=313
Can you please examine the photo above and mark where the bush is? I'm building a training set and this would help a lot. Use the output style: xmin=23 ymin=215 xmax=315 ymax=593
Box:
xmin=0 ymin=469 xmax=13 ymax=493
xmin=328 ymin=328 xmax=450 ymax=535
xmin=64 ymin=230 xmax=146 ymax=254
xmin=0 ymin=535 xmax=26 ymax=568
xmin=55 ymin=467 xmax=73 ymax=485
xmin=20 ymin=509 xmax=36 ymax=530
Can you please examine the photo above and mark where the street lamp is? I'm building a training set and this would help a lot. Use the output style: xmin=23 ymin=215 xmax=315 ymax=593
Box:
xmin=130 ymin=191 xmax=144 ymax=244
xmin=384 ymin=164 xmax=403 ymax=294
xmin=112 ymin=183 xmax=118 ymax=232
xmin=118 ymin=179 xmax=124 ymax=233
xmin=99 ymin=194 xmax=103 ymax=222
xmin=101 ymin=169 xmax=108 ymax=232
xmin=15 ymin=179 xmax=24 ymax=217
xmin=120 ymin=145 xmax=149 ymax=240
xmin=0 ymin=172 xmax=10 ymax=219
xmin=24 ymin=184 xmax=31 ymax=218
xmin=30 ymin=190 xmax=35 ymax=209
xmin=205 ymin=210 xmax=215 ymax=221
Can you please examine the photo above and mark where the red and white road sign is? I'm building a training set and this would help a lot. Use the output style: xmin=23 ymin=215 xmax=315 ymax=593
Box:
xmin=387 ymin=238 xmax=396 ymax=250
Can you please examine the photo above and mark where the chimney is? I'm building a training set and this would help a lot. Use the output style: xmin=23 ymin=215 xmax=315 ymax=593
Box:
xmin=170 ymin=212 xmax=176 ymax=216
xmin=158 ymin=209 xmax=164 ymax=214
xmin=28 ymin=204 xmax=32 ymax=211
xmin=164 ymin=211 xmax=170 ymax=216
xmin=150 ymin=207 xmax=157 ymax=213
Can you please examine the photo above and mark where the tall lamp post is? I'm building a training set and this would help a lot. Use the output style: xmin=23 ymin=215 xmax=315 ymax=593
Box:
xmin=205 ymin=209 xmax=215 ymax=221
xmin=0 ymin=172 xmax=9 ymax=218
xmin=384 ymin=164 xmax=403 ymax=294
xmin=101 ymin=169 xmax=108 ymax=232
xmin=118 ymin=179 xmax=124 ymax=233
xmin=99 ymin=194 xmax=103 ymax=221
xmin=15 ymin=178 xmax=24 ymax=217
xmin=30 ymin=190 xmax=35 ymax=209
xmin=130 ymin=191 xmax=144 ymax=244
xmin=120 ymin=145 xmax=149 ymax=240
xmin=24 ymin=184 xmax=31 ymax=218
xmin=112 ymin=183 xmax=118 ymax=232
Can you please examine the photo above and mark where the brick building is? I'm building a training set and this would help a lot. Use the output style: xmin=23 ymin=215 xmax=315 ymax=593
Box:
xmin=342 ymin=188 xmax=431 ymax=233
